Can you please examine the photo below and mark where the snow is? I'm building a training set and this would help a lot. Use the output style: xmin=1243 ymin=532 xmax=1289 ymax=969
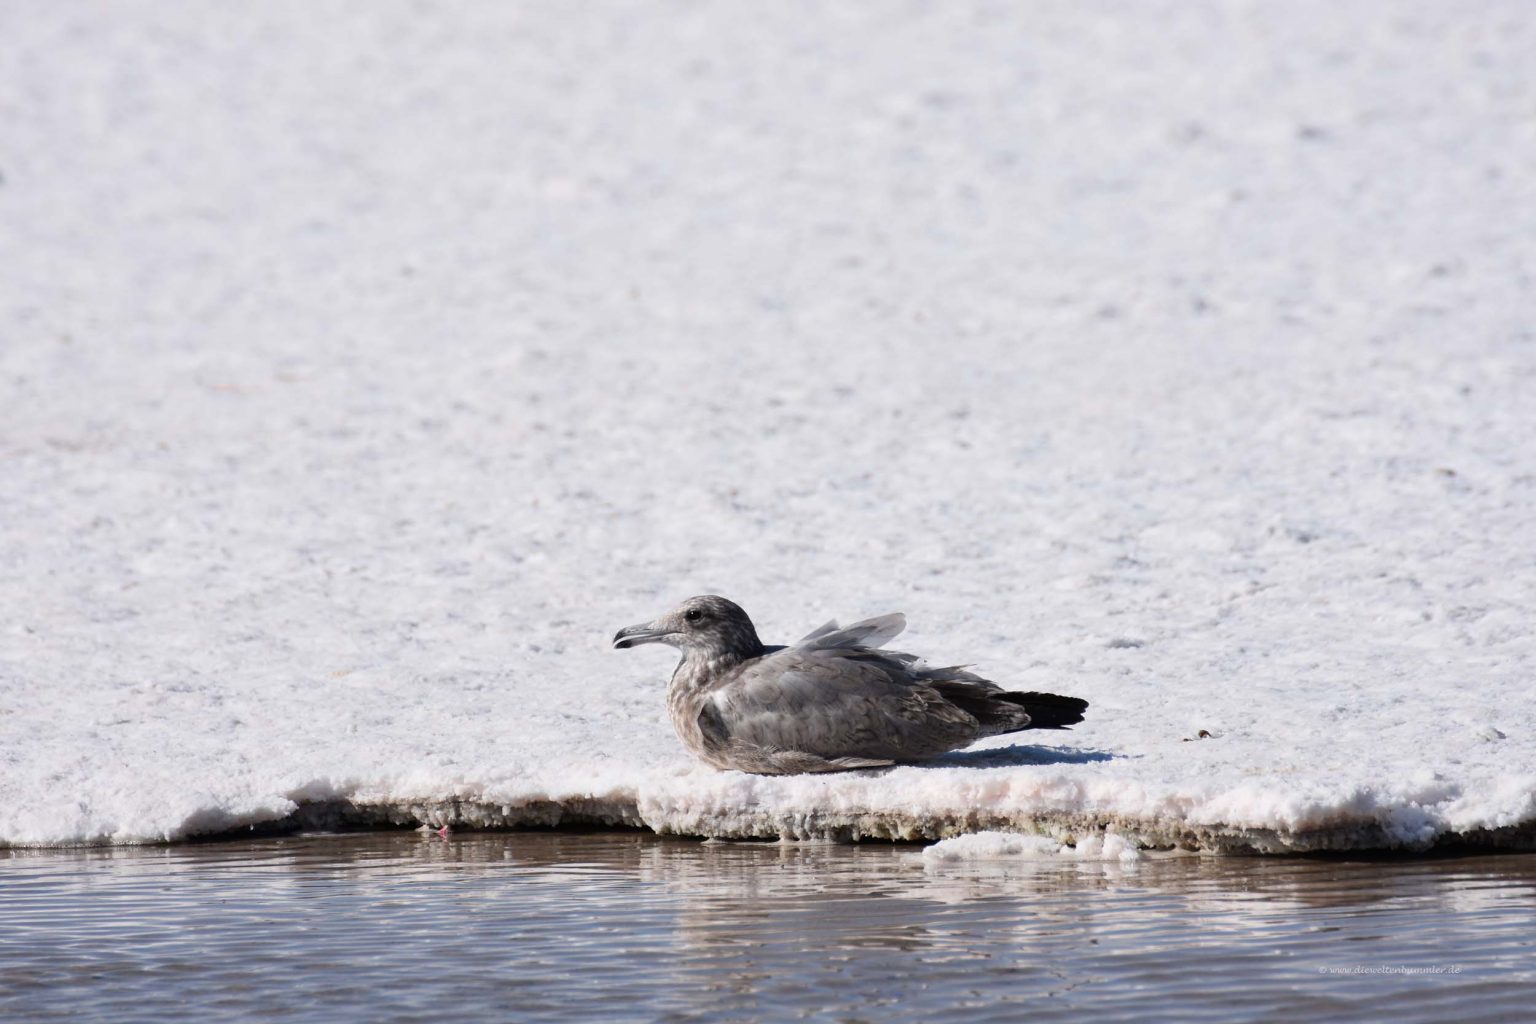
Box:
xmin=2 ymin=2 xmax=1534 ymax=852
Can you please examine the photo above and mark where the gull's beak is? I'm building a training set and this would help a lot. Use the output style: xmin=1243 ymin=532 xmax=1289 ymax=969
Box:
xmin=613 ymin=621 xmax=673 ymax=650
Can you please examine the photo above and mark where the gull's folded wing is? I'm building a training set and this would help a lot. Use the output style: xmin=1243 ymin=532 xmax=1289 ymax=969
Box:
xmin=794 ymin=613 xmax=906 ymax=651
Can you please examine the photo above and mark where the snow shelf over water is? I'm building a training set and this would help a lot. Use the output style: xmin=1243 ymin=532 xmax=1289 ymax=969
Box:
xmin=2 ymin=3 xmax=1534 ymax=852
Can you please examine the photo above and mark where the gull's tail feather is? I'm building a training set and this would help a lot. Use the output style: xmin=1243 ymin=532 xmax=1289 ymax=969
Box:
xmin=1001 ymin=691 xmax=1089 ymax=729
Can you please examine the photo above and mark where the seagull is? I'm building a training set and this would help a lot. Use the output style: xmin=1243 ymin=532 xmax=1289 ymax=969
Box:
xmin=613 ymin=595 xmax=1089 ymax=775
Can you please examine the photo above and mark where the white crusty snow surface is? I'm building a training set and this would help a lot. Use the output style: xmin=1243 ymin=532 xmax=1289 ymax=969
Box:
xmin=2 ymin=2 xmax=1535 ymax=851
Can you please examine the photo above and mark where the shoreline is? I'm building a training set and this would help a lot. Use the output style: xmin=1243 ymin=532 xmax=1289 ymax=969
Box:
xmin=9 ymin=796 xmax=1535 ymax=856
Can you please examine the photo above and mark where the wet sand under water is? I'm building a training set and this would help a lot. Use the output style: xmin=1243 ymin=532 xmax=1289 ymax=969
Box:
xmin=2 ymin=831 xmax=1533 ymax=1022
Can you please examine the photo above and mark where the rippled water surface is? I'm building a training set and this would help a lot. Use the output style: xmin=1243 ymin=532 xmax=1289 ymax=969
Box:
xmin=3 ymin=831 xmax=1534 ymax=1022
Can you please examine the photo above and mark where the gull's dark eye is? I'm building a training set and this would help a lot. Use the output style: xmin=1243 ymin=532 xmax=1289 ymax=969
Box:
xmin=684 ymin=608 xmax=702 ymax=623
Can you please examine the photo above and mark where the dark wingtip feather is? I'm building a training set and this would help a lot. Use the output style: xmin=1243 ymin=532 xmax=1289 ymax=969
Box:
xmin=1004 ymin=691 xmax=1089 ymax=729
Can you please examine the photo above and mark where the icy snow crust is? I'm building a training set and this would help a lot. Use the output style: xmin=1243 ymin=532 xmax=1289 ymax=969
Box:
xmin=2 ymin=3 xmax=1534 ymax=852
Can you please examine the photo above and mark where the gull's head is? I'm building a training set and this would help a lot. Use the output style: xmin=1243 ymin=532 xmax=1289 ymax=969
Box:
xmin=612 ymin=595 xmax=763 ymax=658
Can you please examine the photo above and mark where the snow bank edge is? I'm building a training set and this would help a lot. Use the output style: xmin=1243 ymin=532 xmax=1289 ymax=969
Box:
xmin=8 ymin=797 xmax=1534 ymax=855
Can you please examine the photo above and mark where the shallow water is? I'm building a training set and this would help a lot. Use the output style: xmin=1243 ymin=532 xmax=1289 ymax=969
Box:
xmin=3 ymin=832 xmax=1534 ymax=1023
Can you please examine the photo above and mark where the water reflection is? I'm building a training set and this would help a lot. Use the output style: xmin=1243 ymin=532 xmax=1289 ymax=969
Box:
xmin=3 ymin=832 xmax=1534 ymax=1023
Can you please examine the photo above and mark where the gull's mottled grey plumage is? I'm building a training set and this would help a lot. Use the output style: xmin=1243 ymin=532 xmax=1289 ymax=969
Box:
xmin=613 ymin=595 xmax=1090 ymax=775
